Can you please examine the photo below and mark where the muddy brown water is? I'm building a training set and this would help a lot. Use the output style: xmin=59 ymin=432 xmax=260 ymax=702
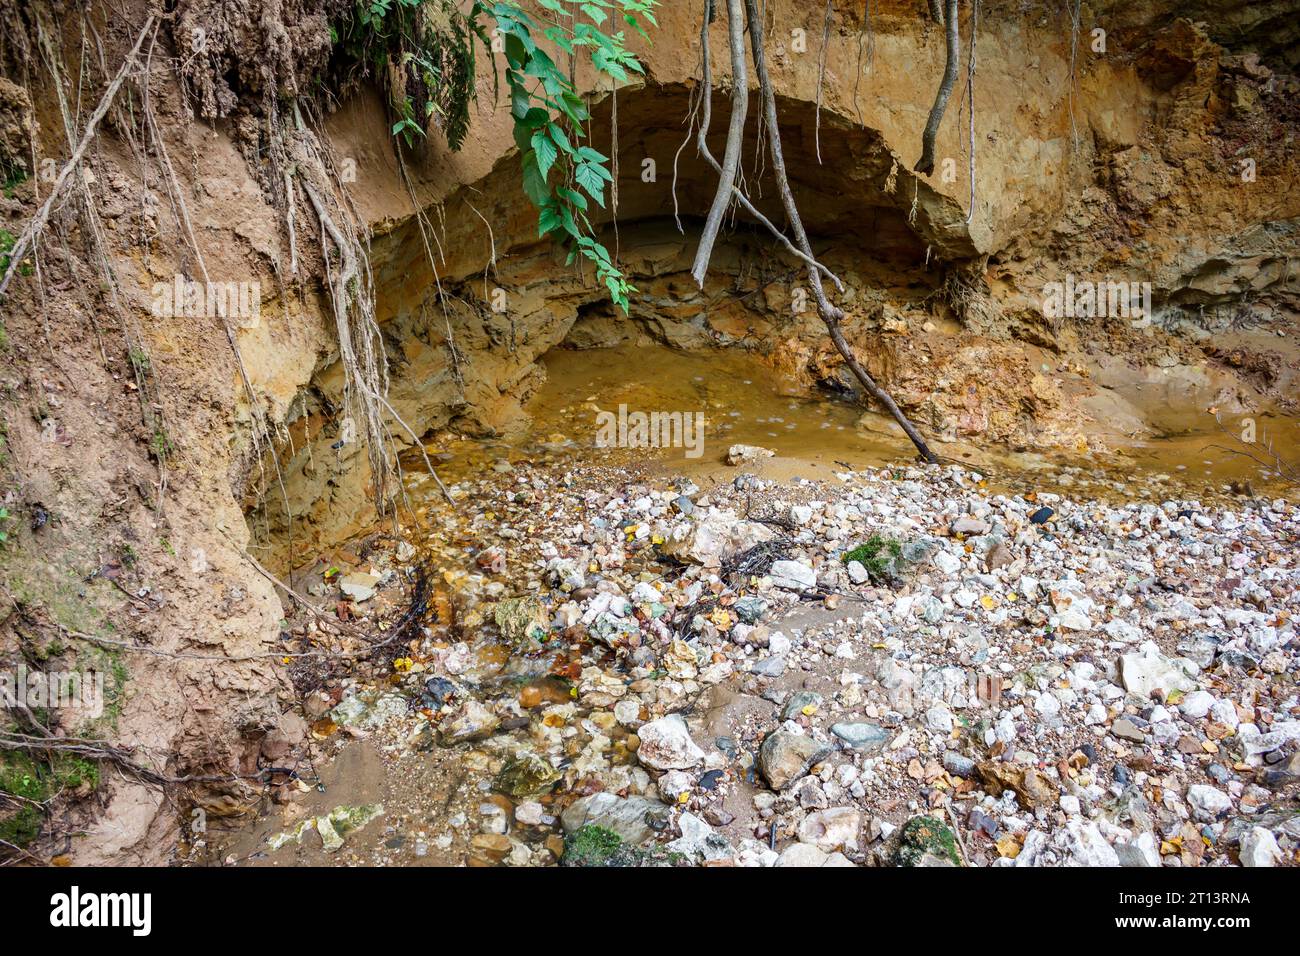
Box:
xmin=431 ymin=343 xmax=1300 ymax=501
xmin=206 ymin=342 xmax=1298 ymax=866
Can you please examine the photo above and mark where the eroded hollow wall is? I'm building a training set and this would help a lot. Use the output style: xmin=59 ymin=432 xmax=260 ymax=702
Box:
xmin=249 ymin=4 xmax=1300 ymax=568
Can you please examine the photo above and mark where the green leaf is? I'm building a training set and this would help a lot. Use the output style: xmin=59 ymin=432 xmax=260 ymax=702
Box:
xmin=575 ymin=162 xmax=607 ymax=205
xmin=520 ymin=106 xmax=550 ymax=129
xmin=547 ymin=122 xmax=574 ymax=155
xmin=538 ymin=203 xmax=564 ymax=237
xmin=520 ymin=152 xmax=550 ymax=207
xmin=531 ymin=129 xmax=558 ymax=180
xmin=560 ymin=204 xmax=580 ymax=238
xmin=556 ymin=186 xmax=588 ymax=211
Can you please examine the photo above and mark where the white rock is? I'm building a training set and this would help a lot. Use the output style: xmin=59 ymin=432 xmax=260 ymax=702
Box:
xmin=1240 ymin=720 xmax=1300 ymax=758
xmin=657 ymin=770 xmax=694 ymax=801
xmin=662 ymin=511 xmax=772 ymax=566
xmin=846 ymin=560 xmax=870 ymax=585
xmin=925 ymin=703 xmax=954 ymax=733
xmin=614 ymin=698 xmax=643 ymax=727
xmin=1210 ymin=699 xmax=1240 ymax=728
xmin=636 ymin=714 xmax=705 ymax=770
xmin=790 ymin=504 xmax=814 ymax=526
xmin=1178 ymin=690 xmax=1215 ymax=720
xmin=774 ymin=843 xmax=856 ymax=867
xmin=1240 ymin=826 xmax=1281 ymax=867
xmin=1119 ymin=641 xmax=1198 ymax=698
xmin=1062 ymin=821 xmax=1120 ymax=867
xmin=797 ymin=807 xmax=862 ymax=852
xmin=1057 ymin=608 xmax=1093 ymax=632
xmin=769 ymin=560 xmax=818 ymax=592
xmin=933 ymin=550 xmax=962 ymax=575
xmin=727 ymin=443 xmax=775 ymax=466
xmin=666 ymin=812 xmax=733 ymax=863
xmin=1117 ymin=831 xmax=1161 ymax=867
xmin=515 ymin=801 xmax=545 ymax=826
xmin=1186 ymin=784 xmax=1232 ymax=822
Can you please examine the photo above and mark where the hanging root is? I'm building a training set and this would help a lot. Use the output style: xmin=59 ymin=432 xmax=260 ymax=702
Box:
xmin=0 ymin=15 xmax=154 ymax=303
xmin=742 ymin=0 xmax=937 ymax=463
xmin=814 ymin=0 xmax=833 ymax=164
xmin=291 ymin=114 xmax=452 ymax=508
xmin=691 ymin=0 xmax=749 ymax=287
xmin=689 ymin=0 xmax=843 ymax=290
xmin=852 ymin=0 xmax=875 ymax=125
xmin=963 ymin=0 xmax=979 ymax=224
xmin=914 ymin=0 xmax=959 ymax=177
xmin=1066 ymin=0 xmax=1082 ymax=154
xmin=938 ymin=268 xmax=998 ymax=330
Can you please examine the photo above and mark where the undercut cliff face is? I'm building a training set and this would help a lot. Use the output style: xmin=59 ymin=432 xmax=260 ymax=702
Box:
xmin=0 ymin=0 xmax=1297 ymax=862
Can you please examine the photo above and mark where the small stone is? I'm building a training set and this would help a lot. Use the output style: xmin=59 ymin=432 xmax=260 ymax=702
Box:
xmin=339 ymin=571 xmax=381 ymax=602
xmin=950 ymin=516 xmax=991 ymax=536
xmin=726 ymin=444 xmax=775 ymax=466
xmin=515 ymin=801 xmax=545 ymax=826
xmin=1178 ymin=690 xmax=1215 ymax=720
xmin=1111 ymin=717 xmax=1147 ymax=743
xmin=781 ymin=690 xmax=824 ymax=721
xmin=1062 ymin=820 xmax=1120 ymax=867
xmin=439 ymin=699 xmax=501 ymax=745
xmin=774 ymin=843 xmax=856 ymax=867
xmin=1119 ymin=641 xmax=1198 ymax=698
xmin=797 ymin=807 xmax=862 ymax=852
xmin=942 ymin=751 xmax=975 ymax=777
xmin=758 ymin=730 xmax=833 ymax=790
xmin=830 ymin=722 xmax=890 ymax=753
xmin=560 ymin=793 xmax=667 ymax=844
xmin=750 ymin=654 xmax=787 ymax=678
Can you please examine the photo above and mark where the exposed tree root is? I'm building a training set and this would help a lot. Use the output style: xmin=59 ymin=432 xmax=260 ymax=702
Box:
xmin=0 ymin=15 xmax=154 ymax=302
xmin=815 ymin=0 xmax=833 ymax=164
xmin=962 ymin=0 xmax=979 ymax=224
xmin=742 ymin=0 xmax=938 ymax=463
xmin=691 ymin=0 xmax=749 ymax=287
xmin=914 ymin=0 xmax=959 ymax=177
xmin=689 ymin=0 xmax=844 ymax=290
xmin=292 ymin=119 xmax=453 ymax=507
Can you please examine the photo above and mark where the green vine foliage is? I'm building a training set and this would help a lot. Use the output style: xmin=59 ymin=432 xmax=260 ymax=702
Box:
xmin=484 ymin=0 xmax=658 ymax=313
xmin=333 ymin=0 xmax=658 ymax=313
